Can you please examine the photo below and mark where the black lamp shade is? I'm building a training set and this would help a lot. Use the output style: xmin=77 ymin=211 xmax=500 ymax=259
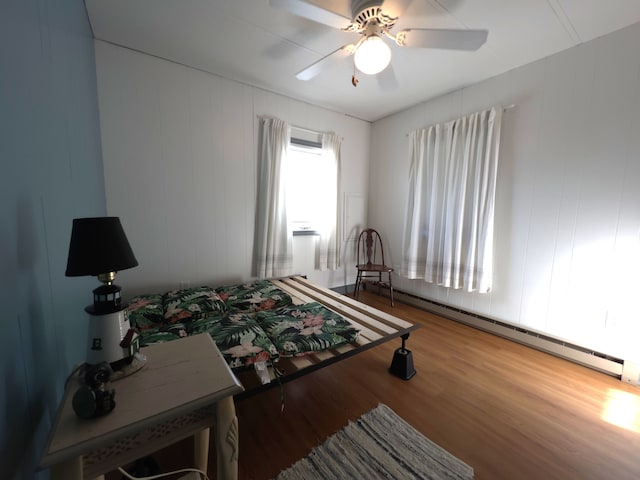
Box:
xmin=65 ymin=217 xmax=138 ymax=277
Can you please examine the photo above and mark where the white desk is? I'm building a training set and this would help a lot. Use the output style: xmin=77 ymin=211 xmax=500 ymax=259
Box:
xmin=39 ymin=334 xmax=244 ymax=480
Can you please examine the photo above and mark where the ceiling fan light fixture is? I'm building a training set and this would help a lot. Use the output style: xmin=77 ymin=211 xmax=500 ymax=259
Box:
xmin=354 ymin=34 xmax=391 ymax=75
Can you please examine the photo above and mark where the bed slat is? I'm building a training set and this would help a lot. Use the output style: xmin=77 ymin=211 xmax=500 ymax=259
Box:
xmin=275 ymin=278 xmax=398 ymax=336
xmin=234 ymin=275 xmax=420 ymax=400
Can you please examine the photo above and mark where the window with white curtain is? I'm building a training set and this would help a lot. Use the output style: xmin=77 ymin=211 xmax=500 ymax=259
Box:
xmin=401 ymin=106 xmax=502 ymax=292
xmin=253 ymin=118 xmax=341 ymax=277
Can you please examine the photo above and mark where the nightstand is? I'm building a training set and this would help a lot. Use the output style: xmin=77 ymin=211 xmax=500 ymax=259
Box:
xmin=39 ymin=333 xmax=244 ymax=480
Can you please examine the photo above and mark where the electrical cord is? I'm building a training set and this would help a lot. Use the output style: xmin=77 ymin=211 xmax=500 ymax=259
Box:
xmin=64 ymin=362 xmax=87 ymax=389
xmin=118 ymin=466 xmax=210 ymax=480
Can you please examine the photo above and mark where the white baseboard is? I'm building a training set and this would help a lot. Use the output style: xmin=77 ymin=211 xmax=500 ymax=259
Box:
xmin=390 ymin=289 xmax=625 ymax=379
xmin=622 ymin=360 xmax=640 ymax=385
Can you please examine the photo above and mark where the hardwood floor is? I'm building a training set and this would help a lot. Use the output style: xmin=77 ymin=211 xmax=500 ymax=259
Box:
xmin=108 ymin=291 xmax=640 ymax=479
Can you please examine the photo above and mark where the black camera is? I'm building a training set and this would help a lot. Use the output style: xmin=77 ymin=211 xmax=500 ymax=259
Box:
xmin=72 ymin=362 xmax=116 ymax=419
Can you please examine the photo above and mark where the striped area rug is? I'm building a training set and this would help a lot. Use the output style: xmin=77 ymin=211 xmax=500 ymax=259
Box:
xmin=275 ymin=403 xmax=474 ymax=480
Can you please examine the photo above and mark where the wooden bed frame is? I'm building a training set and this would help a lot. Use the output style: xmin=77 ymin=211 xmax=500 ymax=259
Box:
xmin=234 ymin=275 xmax=420 ymax=400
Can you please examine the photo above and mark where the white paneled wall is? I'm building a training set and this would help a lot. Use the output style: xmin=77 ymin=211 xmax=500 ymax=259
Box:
xmin=370 ymin=22 xmax=640 ymax=361
xmin=95 ymin=41 xmax=370 ymax=295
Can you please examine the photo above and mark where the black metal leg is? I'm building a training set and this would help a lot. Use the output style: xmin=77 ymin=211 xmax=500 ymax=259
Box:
xmin=389 ymin=333 xmax=416 ymax=380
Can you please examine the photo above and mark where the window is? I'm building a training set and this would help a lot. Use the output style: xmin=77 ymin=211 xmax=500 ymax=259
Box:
xmin=254 ymin=117 xmax=341 ymax=275
xmin=285 ymin=135 xmax=335 ymax=234
xmin=401 ymin=106 xmax=502 ymax=292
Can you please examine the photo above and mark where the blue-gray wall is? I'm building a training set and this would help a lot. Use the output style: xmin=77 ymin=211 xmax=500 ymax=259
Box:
xmin=1 ymin=1 xmax=106 ymax=478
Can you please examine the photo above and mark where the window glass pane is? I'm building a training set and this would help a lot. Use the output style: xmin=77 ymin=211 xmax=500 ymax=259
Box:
xmin=286 ymin=142 xmax=333 ymax=231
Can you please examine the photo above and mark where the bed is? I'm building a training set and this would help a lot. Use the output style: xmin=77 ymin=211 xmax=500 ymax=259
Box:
xmin=127 ymin=275 xmax=420 ymax=399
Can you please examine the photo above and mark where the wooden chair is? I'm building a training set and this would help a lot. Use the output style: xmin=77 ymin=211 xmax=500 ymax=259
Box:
xmin=354 ymin=228 xmax=394 ymax=306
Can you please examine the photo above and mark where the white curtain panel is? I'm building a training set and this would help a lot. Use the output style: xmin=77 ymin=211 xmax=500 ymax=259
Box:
xmin=253 ymin=117 xmax=293 ymax=278
xmin=401 ymin=107 xmax=502 ymax=292
xmin=316 ymin=132 xmax=342 ymax=271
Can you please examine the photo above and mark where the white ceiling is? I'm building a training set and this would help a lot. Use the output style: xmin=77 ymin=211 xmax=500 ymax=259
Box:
xmin=85 ymin=0 xmax=640 ymax=122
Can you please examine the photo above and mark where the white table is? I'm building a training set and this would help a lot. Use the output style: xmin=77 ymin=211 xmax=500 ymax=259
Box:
xmin=39 ymin=334 xmax=243 ymax=480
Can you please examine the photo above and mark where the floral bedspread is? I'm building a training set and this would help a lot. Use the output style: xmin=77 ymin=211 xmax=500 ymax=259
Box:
xmin=256 ymin=302 xmax=359 ymax=357
xmin=215 ymin=280 xmax=293 ymax=313
xmin=127 ymin=280 xmax=359 ymax=370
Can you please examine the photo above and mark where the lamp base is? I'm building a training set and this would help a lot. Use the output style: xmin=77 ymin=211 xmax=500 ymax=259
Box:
xmin=86 ymin=309 xmax=138 ymax=370
xmin=111 ymin=352 xmax=147 ymax=381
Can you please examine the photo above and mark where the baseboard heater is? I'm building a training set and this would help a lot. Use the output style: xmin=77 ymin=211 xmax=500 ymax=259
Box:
xmin=362 ymin=286 xmax=627 ymax=380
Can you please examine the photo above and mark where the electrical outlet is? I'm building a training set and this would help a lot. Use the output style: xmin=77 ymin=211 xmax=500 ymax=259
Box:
xmin=179 ymin=280 xmax=191 ymax=289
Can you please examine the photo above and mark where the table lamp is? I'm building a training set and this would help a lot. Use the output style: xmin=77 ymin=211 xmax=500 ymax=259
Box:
xmin=66 ymin=217 xmax=140 ymax=372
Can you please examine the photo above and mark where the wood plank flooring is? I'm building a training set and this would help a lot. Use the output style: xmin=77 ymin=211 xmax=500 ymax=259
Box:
xmin=107 ymin=291 xmax=640 ymax=480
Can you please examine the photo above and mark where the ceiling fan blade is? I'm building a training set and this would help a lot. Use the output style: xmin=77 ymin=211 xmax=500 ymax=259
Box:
xmin=381 ymin=0 xmax=414 ymax=18
xmin=377 ymin=63 xmax=398 ymax=91
xmin=270 ymin=0 xmax=352 ymax=30
xmin=398 ymin=28 xmax=488 ymax=51
xmin=296 ymin=44 xmax=356 ymax=81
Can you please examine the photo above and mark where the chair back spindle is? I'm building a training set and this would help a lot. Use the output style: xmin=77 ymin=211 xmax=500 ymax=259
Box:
xmin=354 ymin=228 xmax=394 ymax=306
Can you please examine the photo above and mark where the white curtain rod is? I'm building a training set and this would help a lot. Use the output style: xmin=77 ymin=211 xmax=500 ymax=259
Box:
xmin=404 ymin=104 xmax=516 ymax=137
xmin=258 ymin=116 xmax=343 ymax=139
xmin=291 ymin=124 xmax=320 ymax=135
xmin=291 ymin=124 xmax=343 ymax=141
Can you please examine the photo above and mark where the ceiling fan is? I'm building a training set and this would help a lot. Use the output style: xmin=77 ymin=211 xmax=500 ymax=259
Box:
xmin=270 ymin=0 xmax=488 ymax=86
